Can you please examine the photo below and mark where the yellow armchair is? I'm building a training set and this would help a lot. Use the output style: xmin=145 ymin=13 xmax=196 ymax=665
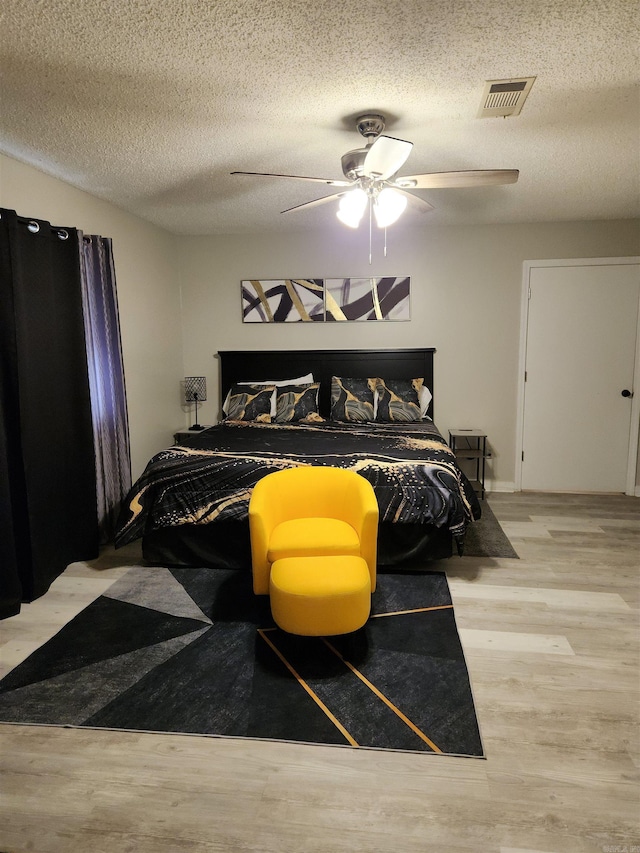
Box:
xmin=248 ymin=466 xmax=379 ymax=596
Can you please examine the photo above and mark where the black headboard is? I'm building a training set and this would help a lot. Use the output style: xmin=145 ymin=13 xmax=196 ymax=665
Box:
xmin=217 ymin=348 xmax=435 ymax=419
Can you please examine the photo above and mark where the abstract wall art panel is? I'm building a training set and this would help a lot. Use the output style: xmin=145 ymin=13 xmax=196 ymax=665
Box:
xmin=242 ymin=279 xmax=325 ymax=323
xmin=325 ymin=277 xmax=411 ymax=321
xmin=241 ymin=277 xmax=410 ymax=322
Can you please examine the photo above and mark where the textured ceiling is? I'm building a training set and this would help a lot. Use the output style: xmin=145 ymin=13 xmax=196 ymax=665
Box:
xmin=1 ymin=0 xmax=638 ymax=235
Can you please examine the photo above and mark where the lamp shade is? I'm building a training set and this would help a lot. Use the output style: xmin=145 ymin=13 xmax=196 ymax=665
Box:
xmin=373 ymin=188 xmax=407 ymax=228
xmin=184 ymin=376 xmax=207 ymax=403
xmin=336 ymin=189 xmax=368 ymax=228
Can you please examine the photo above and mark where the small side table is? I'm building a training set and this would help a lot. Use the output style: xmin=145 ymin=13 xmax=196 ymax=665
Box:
xmin=174 ymin=426 xmax=214 ymax=445
xmin=448 ymin=429 xmax=488 ymax=498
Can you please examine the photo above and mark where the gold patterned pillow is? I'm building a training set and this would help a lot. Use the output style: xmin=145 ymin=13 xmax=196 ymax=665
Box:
xmin=330 ymin=377 xmax=376 ymax=422
xmin=375 ymin=378 xmax=423 ymax=422
xmin=225 ymin=384 xmax=275 ymax=422
xmin=275 ymin=383 xmax=320 ymax=423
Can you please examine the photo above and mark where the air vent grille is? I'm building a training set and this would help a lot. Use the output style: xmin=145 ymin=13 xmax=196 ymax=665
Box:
xmin=478 ymin=77 xmax=536 ymax=118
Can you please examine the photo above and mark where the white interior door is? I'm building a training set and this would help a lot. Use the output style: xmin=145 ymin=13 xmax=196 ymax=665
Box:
xmin=521 ymin=260 xmax=640 ymax=493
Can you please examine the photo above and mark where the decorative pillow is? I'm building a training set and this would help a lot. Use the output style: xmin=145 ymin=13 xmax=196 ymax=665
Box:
xmin=330 ymin=377 xmax=376 ymax=422
xmin=375 ymin=378 xmax=423 ymax=422
xmin=419 ymin=384 xmax=433 ymax=417
xmin=372 ymin=381 xmax=431 ymax=417
xmin=224 ymin=384 xmax=275 ymax=422
xmin=275 ymin=383 xmax=320 ymax=423
xmin=222 ymin=374 xmax=313 ymax=416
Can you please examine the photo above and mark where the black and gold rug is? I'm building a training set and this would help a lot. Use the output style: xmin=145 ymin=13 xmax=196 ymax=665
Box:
xmin=0 ymin=568 xmax=483 ymax=757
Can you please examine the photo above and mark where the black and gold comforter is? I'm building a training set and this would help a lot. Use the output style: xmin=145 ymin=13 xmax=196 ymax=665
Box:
xmin=115 ymin=420 xmax=481 ymax=548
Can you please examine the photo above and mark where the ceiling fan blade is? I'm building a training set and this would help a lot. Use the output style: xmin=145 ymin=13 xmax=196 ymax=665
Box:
xmin=280 ymin=192 xmax=345 ymax=214
xmin=393 ymin=169 xmax=519 ymax=189
xmin=391 ymin=188 xmax=435 ymax=213
xmin=362 ymin=136 xmax=413 ymax=181
xmin=231 ymin=171 xmax=352 ymax=187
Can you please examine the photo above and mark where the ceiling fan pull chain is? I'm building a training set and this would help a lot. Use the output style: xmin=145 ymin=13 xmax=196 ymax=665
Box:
xmin=369 ymin=197 xmax=373 ymax=265
xmin=384 ymin=225 xmax=388 ymax=257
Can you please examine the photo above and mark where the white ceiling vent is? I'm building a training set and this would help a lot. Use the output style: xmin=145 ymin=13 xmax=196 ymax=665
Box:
xmin=478 ymin=77 xmax=536 ymax=118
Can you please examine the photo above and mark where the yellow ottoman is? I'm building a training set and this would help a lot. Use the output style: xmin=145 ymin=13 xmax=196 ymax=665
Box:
xmin=269 ymin=555 xmax=372 ymax=636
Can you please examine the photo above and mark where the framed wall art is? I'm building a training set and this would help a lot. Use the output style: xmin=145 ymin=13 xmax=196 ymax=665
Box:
xmin=325 ymin=276 xmax=410 ymax=321
xmin=241 ymin=279 xmax=324 ymax=323
xmin=241 ymin=277 xmax=410 ymax=323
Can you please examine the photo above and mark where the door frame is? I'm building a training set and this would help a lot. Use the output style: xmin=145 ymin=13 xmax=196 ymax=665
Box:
xmin=516 ymin=257 xmax=640 ymax=496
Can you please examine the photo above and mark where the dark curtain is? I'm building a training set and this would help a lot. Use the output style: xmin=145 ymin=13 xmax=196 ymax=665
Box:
xmin=0 ymin=209 xmax=99 ymax=618
xmin=79 ymin=234 xmax=131 ymax=542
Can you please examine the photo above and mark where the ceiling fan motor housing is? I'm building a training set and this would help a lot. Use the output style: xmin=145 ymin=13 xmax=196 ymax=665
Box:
xmin=356 ymin=114 xmax=386 ymax=139
xmin=341 ymin=115 xmax=387 ymax=180
xmin=341 ymin=148 xmax=370 ymax=180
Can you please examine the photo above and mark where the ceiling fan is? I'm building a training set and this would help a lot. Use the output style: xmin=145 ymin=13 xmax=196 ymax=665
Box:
xmin=231 ymin=113 xmax=519 ymax=230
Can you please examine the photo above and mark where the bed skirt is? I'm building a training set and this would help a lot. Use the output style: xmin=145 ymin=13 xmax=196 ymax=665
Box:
xmin=141 ymin=520 xmax=454 ymax=570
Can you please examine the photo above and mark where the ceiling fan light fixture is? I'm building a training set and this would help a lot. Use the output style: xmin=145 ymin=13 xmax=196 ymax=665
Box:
xmin=373 ymin=188 xmax=407 ymax=228
xmin=337 ymin=188 xmax=368 ymax=228
xmin=232 ymin=111 xmax=519 ymax=253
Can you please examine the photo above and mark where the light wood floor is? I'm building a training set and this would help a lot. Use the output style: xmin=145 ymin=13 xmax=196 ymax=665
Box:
xmin=1 ymin=492 xmax=638 ymax=853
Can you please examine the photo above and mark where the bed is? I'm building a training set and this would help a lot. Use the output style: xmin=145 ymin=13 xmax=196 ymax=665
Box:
xmin=115 ymin=348 xmax=481 ymax=567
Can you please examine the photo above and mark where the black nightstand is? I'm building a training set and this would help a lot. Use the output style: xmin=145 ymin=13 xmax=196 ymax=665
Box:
xmin=448 ymin=429 xmax=488 ymax=498
xmin=174 ymin=426 xmax=214 ymax=445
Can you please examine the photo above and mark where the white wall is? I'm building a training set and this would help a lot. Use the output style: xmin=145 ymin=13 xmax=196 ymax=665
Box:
xmin=2 ymin=151 xmax=637 ymax=488
xmin=0 ymin=154 xmax=183 ymax=478
xmin=177 ymin=219 xmax=640 ymax=490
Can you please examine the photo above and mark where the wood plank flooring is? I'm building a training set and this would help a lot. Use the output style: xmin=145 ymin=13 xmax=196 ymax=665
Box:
xmin=0 ymin=492 xmax=638 ymax=853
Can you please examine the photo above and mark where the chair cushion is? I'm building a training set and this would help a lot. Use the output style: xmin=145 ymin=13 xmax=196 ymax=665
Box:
xmin=267 ymin=517 xmax=360 ymax=563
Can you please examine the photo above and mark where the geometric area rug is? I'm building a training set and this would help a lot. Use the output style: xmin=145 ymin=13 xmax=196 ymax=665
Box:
xmin=0 ymin=567 xmax=484 ymax=758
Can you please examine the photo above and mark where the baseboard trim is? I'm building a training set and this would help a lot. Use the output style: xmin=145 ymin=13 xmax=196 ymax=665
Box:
xmin=486 ymin=482 xmax=640 ymax=496
xmin=485 ymin=481 xmax=516 ymax=493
